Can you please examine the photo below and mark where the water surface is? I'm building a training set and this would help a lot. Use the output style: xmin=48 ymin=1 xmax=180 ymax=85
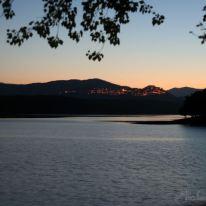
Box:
xmin=0 ymin=116 xmax=206 ymax=206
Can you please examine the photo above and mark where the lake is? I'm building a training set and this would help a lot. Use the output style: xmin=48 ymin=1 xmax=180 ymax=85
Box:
xmin=0 ymin=116 xmax=206 ymax=206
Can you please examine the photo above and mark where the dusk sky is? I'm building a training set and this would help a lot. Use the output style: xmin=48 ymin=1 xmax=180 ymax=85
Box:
xmin=0 ymin=0 xmax=205 ymax=89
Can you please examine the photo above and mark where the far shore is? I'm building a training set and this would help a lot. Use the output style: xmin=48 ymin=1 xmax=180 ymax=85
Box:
xmin=0 ymin=114 xmax=205 ymax=126
xmin=0 ymin=114 xmax=180 ymax=118
xmin=109 ymin=117 xmax=206 ymax=126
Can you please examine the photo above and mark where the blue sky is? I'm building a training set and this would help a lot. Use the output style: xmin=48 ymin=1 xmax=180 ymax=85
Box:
xmin=0 ymin=0 xmax=205 ymax=89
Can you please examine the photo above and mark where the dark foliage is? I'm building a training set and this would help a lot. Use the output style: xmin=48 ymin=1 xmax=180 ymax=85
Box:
xmin=180 ymin=89 xmax=206 ymax=117
xmin=0 ymin=0 xmax=164 ymax=61
xmin=195 ymin=5 xmax=206 ymax=44
xmin=1 ymin=1 xmax=205 ymax=61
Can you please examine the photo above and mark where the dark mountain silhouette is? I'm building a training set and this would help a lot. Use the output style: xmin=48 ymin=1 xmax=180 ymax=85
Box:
xmin=0 ymin=78 xmax=121 ymax=95
xmin=0 ymin=79 xmax=187 ymax=116
xmin=0 ymin=78 xmax=167 ymax=97
xmin=168 ymin=87 xmax=201 ymax=97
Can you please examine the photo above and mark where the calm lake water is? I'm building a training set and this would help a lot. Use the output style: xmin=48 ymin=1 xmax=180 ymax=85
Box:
xmin=0 ymin=116 xmax=206 ymax=206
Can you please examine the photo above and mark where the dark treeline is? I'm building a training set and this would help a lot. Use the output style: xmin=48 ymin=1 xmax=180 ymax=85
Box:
xmin=177 ymin=89 xmax=206 ymax=125
xmin=0 ymin=95 xmax=182 ymax=116
xmin=180 ymin=89 xmax=206 ymax=118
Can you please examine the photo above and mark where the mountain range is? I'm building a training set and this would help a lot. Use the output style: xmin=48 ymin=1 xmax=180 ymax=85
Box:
xmin=1 ymin=78 xmax=202 ymax=116
xmin=168 ymin=87 xmax=201 ymax=97
xmin=0 ymin=78 xmax=201 ymax=97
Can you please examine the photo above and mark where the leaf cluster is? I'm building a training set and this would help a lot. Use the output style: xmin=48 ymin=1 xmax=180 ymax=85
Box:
xmin=1 ymin=0 xmax=164 ymax=61
xmin=196 ymin=5 xmax=206 ymax=44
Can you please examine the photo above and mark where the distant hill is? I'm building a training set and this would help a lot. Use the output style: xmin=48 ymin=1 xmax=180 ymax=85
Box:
xmin=0 ymin=78 xmax=121 ymax=95
xmin=0 ymin=78 xmax=167 ymax=97
xmin=0 ymin=79 xmax=185 ymax=115
xmin=168 ymin=87 xmax=201 ymax=97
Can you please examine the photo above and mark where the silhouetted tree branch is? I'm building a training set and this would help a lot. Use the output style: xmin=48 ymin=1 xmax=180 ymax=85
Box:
xmin=195 ymin=5 xmax=206 ymax=44
xmin=0 ymin=0 xmax=164 ymax=61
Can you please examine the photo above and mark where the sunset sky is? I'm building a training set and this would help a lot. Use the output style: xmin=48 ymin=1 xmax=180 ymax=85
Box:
xmin=0 ymin=0 xmax=205 ymax=89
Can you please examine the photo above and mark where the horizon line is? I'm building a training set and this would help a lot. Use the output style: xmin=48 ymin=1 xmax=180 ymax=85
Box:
xmin=0 ymin=78 xmax=204 ymax=90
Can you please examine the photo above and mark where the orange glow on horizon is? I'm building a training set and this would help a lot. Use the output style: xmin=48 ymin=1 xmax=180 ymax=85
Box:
xmin=0 ymin=75 xmax=205 ymax=90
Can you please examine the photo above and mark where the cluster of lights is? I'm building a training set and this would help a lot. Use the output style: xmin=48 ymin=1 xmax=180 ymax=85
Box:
xmin=88 ymin=86 xmax=165 ymax=96
xmin=62 ymin=86 xmax=166 ymax=96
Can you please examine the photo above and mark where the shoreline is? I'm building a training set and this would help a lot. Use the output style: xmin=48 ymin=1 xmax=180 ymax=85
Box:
xmin=0 ymin=114 xmax=205 ymax=126
xmin=111 ymin=120 xmax=183 ymax=125
xmin=109 ymin=118 xmax=206 ymax=126
xmin=0 ymin=114 xmax=180 ymax=118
